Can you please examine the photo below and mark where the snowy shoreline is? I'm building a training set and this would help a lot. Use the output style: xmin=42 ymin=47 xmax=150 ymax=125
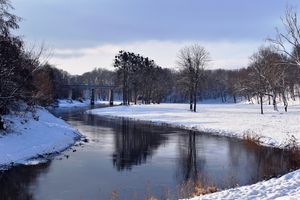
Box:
xmin=88 ymin=103 xmax=300 ymax=148
xmin=55 ymin=99 xmax=122 ymax=108
xmin=88 ymin=103 xmax=300 ymax=199
xmin=0 ymin=107 xmax=81 ymax=169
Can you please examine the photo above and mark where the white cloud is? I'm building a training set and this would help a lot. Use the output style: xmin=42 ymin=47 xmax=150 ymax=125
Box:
xmin=49 ymin=40 xmax=264 ymax=75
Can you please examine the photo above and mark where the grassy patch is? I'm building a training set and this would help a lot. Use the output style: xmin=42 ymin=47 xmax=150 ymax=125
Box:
xmin=178 ymin=179 xmax=217 ymax=199
xmin=242 ymin=131 xmax=263 ymax=148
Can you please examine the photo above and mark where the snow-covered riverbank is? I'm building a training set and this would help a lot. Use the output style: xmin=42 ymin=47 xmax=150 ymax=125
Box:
xmin=0 ymin=107 xmax=80 ymax=168
xmin=88 ymin=103 xmax=300 ymax=148
xmin=189 ymin=168 xmax=300 ymax=199
xmin=56 ymin=99 xmax=121 ymax=108
xmin=88 ymin=103 xmax=300 ymax=199
xmin=56 ymin=99 xmax=97 ymax=108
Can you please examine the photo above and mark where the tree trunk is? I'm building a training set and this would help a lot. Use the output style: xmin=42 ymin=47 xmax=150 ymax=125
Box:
xmin=247 ymin=95 xmax=250 ymax=102
xmin=127 ymin=90 xmax=131 ymax=105
xmin=272 ymin=91 xmax=278 ymax=111
xmin=122 ymin=70 xmax=127 ymax=105
xmin=122 ymin=89 xmax=126 ymax=105
xmin=193 ymin=85 xmax=197 ymax=112
xmin=193 ymin=93 xmax=197 ymax=112
xmin=290 ymin=84 xmax=295 ymax=101
xmin=260 ymin=94 xmax=264 ymax=114
xmin=134 ymin=89 xmax=137 ymax=105
xmin=0 ymin=116 xmax=4 ymax=130
xmin=190 ymin=90 xmax=193 ymax=111
xmin=233 ymin=95 xmax=236 ymax=103
xmin=282 ymin=91 xmax=288 ymax=112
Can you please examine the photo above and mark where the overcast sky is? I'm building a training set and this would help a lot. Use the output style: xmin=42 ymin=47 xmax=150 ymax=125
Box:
xmin=12 ymin=0 xmax=300 ymax=75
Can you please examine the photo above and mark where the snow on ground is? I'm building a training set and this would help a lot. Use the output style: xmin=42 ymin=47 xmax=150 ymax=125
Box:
xmin=56 ymin=99 xmax=94 ymax=108
xmin=189 ymin=169 xmax=300 ymax=200
xmin=88 ymin=103 xmax=300 ymax=199
xmin=88 ymin=103 xmax=300 ymax=148
xmin=56 ymin=99 xmax=122 ymax=108
xmin=0 ymin=107 xmax=80 ymax=168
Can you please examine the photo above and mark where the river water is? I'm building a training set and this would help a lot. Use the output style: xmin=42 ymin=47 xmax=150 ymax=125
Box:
xmin=0 ymin=105 xmax=299 ymax=200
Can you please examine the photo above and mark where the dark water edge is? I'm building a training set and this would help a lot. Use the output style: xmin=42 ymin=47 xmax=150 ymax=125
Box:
xmin=0 ymin=105 xmax=299 ymax=200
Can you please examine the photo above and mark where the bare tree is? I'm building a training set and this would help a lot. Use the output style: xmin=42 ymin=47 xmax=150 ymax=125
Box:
xmin=249 ymin=47 xmax=285 ymax=112
xmin=177 ymin=44 xmax=210 ymax=112
xmin=269 ymin=7 xmax=300 ymax=67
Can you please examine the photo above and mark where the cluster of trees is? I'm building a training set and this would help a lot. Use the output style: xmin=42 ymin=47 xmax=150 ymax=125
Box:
xmin=173 ymin=8 xmax=300 ymax=114
xmin=33 ymin=65 xmax=117 ymax=102
xmin=0 ymin=0 xmax=48 ymax=129
xmin=114 ymin=50 xmax=173 ymax=105
xmin=227 ymin=8 xmax=300 ymax=114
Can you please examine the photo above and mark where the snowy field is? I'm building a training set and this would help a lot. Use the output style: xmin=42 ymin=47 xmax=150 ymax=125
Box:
xmin=0 ymin=107 xmax=80 ymax=168
xmin=88 ymin=103 xmax=300 ymax=199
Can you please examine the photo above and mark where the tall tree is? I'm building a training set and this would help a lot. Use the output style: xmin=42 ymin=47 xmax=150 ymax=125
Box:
xmin=114 ymin=51 xmax=131 ymax=105
xmin=177 ymin=44 xmax=210 ymax=112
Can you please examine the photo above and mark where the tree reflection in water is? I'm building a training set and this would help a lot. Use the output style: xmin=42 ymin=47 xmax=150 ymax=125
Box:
xmin=177 ymin=131 xmax=203 ymax=182
xmin=176 ymin=131 xmax=300 ymax=191
xmin=75 ymin=114 xmax=169 ymax=171
xmin=0 ymin=162 xmax=50 ymax=200
xmin=112 ymin=119 xmax=168 ymax=171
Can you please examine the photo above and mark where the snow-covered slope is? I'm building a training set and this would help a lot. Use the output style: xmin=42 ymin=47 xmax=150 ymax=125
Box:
xmin=189 ymin=169 xmax=300 ymax=200
xmin=0 ymin=107 xmax=80 ymax=167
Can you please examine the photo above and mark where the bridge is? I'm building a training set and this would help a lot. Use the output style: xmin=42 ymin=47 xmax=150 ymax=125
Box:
xmin=64 ymin=84 xmax=115 ymax=106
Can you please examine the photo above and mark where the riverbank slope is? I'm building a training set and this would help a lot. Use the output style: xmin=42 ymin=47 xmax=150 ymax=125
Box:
xmin=0 ymin=107 xmax=80 ymax=168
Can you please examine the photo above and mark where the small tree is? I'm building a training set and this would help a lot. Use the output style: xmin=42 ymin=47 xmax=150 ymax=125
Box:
xmin=177 ymin=44 xmax=210 ymax=112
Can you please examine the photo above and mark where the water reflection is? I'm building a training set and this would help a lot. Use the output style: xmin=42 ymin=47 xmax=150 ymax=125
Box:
xmin=177 ymin=131 xmax=203 ymax=182
xmin=0 ymin=163 xmax=50 ymax=200
xmin=176 ymin=131 xmax=300 ymax=190
xmin=62 ymin=110 xmax=169 ymax=171
xmin=112 ymin=120 xmax=168 ymax=171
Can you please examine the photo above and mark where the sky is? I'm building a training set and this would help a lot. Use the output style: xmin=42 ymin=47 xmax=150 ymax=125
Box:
xmin=12 ymin=0 xmax=300 ymax=75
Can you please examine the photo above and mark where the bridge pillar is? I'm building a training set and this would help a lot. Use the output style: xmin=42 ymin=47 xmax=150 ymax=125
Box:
xmin=68 ymin=88 xmax=73 ymax=100
xmin=109 ymin=89 xmax=114 ymax=106
xmin=91 ymin=89 xmax=95 ymax=105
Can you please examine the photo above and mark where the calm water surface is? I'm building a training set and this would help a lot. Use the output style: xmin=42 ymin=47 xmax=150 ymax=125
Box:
xmin=0 ymin=105 xmax=299 ymax=200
